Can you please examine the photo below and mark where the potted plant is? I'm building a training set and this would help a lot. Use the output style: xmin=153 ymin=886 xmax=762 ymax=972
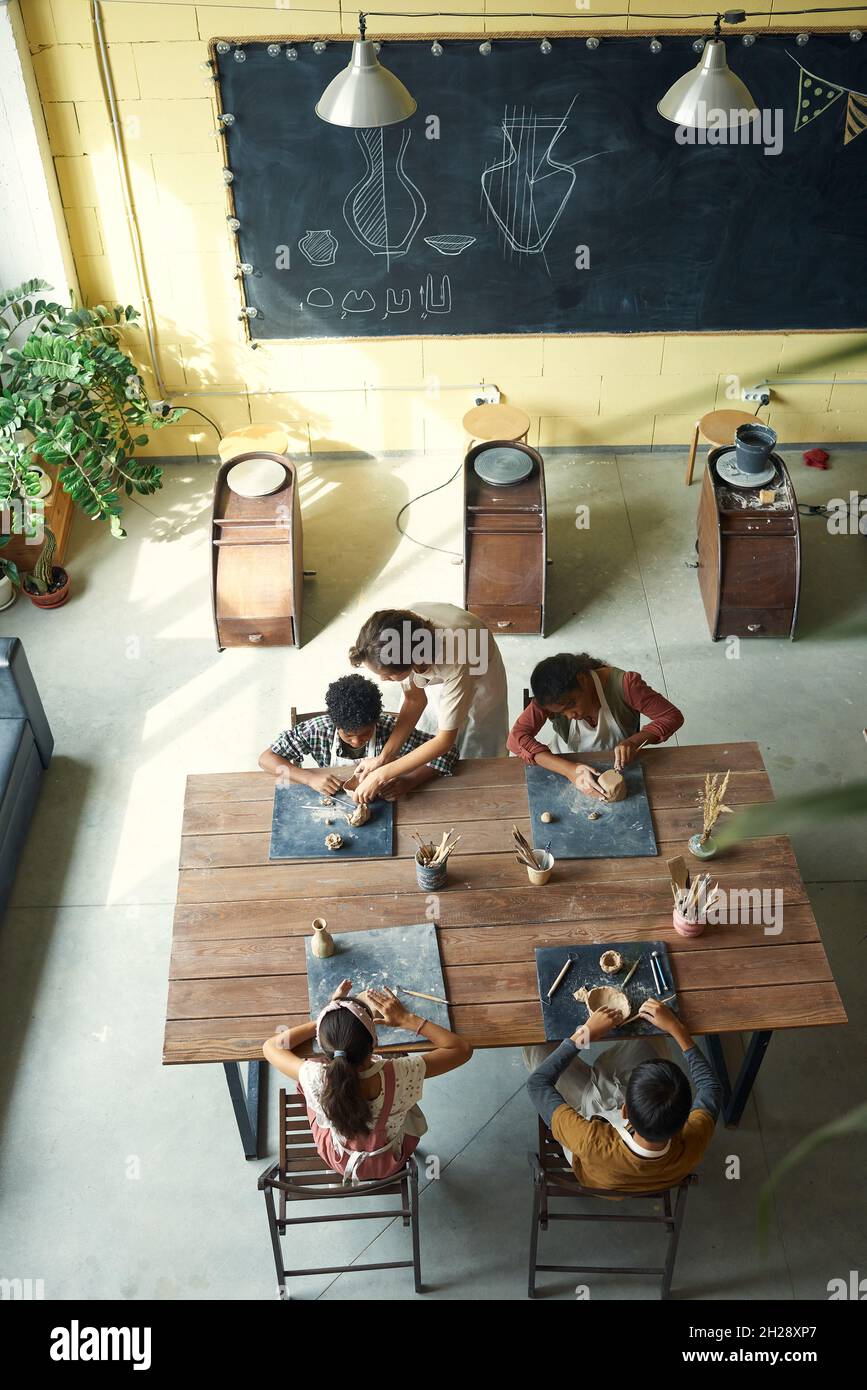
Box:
xmin=0 ymin=535 xmax=20 ymax=611
xmin=0 ymin=278 xmax=183 ymax=541
xmin=22 ymin=527 xmax=68 ymax=608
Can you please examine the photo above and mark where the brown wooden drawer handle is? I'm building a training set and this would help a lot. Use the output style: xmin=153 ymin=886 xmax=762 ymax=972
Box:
xmin=496 ymin=620 xmax=512 ymax=629
xmin=747 ymin=623 xmax=762 ymax=632
xmin=247 ymin=633 xmax=265 ymax=643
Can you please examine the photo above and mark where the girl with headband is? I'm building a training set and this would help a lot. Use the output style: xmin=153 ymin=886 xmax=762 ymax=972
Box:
xmin=263 ymin=979 xmax=472 ymax=1185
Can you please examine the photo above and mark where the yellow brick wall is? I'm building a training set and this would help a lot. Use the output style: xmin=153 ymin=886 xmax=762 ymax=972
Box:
xmin=18 ymin=0 xmax=867 ymax=456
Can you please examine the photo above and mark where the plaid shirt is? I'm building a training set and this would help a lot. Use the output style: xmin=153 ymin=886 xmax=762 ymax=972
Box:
xmin=270 ymin=712 xmax=456 ymax=777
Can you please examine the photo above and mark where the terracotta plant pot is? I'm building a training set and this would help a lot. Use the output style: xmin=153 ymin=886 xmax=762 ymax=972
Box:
xmin=25 ymin=566 xmax=70 ymax=609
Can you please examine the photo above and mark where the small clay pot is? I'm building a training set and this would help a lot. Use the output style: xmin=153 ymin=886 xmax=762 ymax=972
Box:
xmin=599 ymin=949 xmax=623 ymax=974
xmin=526 ymin=850 xmax=554 ymax=886
xmin=673 ymin=907 xmax=705 ymax=938
xmin=25 ymin=567 xmax=70 ymax=609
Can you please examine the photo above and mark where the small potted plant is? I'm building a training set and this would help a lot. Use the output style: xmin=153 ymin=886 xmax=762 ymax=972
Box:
xmin=688 ymin=770 xmax=732 ymax=860
xmin=0 ymin=535 xmax=20 ymax=610
xmin=22 ymin=527 xmax=69 ymax=608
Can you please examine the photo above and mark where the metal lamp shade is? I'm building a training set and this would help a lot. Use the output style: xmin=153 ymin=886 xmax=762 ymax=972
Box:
xmin=657 ymin=39 xmax=758 ymax=129
xmin=315 ymin=39 xmax=417 ymax=127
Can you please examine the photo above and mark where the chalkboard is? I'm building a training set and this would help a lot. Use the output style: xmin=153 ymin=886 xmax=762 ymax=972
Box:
xmin=215 ymin=33 xmax=867 ymax=338
xmin=525 ymin=760 xmax=658 ymax=859
xmin=535 ymin=939 xmax=679 ymax=1040
xmin=269 ymin=783 xmax=394 ymax=859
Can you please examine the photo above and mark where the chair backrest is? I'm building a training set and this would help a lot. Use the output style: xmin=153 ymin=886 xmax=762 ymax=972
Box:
xmin=278 ymin=1088 xmax=407 ymax=1198
xmin=522 ymin=687 xmax=532 ymax=709
xmin=289 ymin=706 xmax=327 ymax=729
xmin=538 ymin=1117 xmax=697 ymax=1201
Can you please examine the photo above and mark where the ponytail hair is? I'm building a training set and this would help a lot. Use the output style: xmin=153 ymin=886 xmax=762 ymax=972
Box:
xmin=530 ymin=652 xmax=604 ymax=707
xmin=318 ymin=1000 xmax=376 ymax=1139
xmin=349 ymin=609 xmax=435 ymax=677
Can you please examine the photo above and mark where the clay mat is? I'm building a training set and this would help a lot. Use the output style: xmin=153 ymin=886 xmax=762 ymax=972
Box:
xmin=305 ymin=922 xmax=449 ymax=1047
xmin=525 ymin=759 xmax=658 ymax=860
xmin=269 ymin=782 xmax=394 ymax=860
xmin=534 ymin=940 xmax=679 ymax=1041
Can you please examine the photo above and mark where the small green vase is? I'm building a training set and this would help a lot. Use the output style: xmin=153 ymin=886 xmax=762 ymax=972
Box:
xmin=688 ymin=833 xmax=718 ymax=861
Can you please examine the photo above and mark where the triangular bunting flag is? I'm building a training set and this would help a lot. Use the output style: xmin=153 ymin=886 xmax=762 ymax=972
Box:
xmin=793 ymin=67 xmax=845 ymax=132
xmin=844 ymin=91 xmax=867 ymax=145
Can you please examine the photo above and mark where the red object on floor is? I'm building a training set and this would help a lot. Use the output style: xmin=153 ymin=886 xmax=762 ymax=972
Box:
xmin=803 ymin=448 xmax=830 ymax=469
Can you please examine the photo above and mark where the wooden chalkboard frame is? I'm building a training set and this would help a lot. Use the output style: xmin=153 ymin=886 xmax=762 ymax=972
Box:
xmin=211 ymin=30 xmax=867 ymax=344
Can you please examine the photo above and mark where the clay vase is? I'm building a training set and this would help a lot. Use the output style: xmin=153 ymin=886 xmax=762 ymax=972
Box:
xmin=688 ymin=832 xmax=718 ymax=861
xmin=310 ymin=918 xmax=335 ymax=958
xmin=298 ymin=229 xmax=338 ymax=266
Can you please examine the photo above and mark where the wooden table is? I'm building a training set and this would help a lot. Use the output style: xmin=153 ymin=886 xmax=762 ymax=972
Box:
xmin=165 ymin=743 xmax=847 ymax=1156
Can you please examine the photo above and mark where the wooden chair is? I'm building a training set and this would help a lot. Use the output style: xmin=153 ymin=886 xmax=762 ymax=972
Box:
xmin=685 ymin=409 xmax=756 ymax=486
xmin=289 ymin=706 xmax=326 ymax=728
xmin=528 ymin=1117 xmax=696 ymax=1299
xmin=462 ymin=400 xmax=531 ymax=446
xmin=258 ymin=1087 xmax=422 ymax=1299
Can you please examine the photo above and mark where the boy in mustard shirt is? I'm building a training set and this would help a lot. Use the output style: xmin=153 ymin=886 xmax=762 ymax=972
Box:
xmin=526 ymin=999 xmax=721 ymax=1192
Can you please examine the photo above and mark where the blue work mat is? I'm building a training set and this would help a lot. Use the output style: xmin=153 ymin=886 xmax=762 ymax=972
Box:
xmin=305 ymin=922 xmax=449 ymax=1047
xmin=525 ymin=760 xmax=658 ymax=860
xmin=535 ymin=940 xmax=679 ymax=1040
xmin=269 ymin=783 xmax=394 ymax=860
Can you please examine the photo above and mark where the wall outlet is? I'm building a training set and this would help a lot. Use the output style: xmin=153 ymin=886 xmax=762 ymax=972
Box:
xmin=742 ymin=386 xmax=771 ymax=405
xmin=473 ymin=384 xmax=501 ymax=406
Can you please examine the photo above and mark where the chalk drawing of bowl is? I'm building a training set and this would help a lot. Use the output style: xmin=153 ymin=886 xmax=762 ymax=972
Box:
xmin=423 ymin=235 xmax=476 ymax=257
xmin=299 ymin=229 xmax=338 ymax=266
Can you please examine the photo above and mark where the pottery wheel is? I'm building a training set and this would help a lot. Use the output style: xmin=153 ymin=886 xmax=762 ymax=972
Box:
xmin=714 ymin=448 xmax=779 ymax=491
xmin=227 ymin=456 xmax=287 ymax=498
xmin=473 ymin=446 xmax=534 ymax=487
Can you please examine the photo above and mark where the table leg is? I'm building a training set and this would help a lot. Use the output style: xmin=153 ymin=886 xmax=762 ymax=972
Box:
xmin=224 ymin=1059 xmax=265 ymax=1159
xmin=706 ymin=1031 xmax=773 ymax=1128
xmin=685 ymin=422 xmax=700 ymax=486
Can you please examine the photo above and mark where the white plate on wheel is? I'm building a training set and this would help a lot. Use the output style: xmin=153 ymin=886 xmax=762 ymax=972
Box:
xmin=226 ymin=457 xmax=287 ymax=497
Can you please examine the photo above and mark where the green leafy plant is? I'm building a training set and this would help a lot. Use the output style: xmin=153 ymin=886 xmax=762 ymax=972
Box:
xmin=0 ymin=278 xmax=184 ymax=538
xmin=0 ymin=534 xmax=20 ymax=590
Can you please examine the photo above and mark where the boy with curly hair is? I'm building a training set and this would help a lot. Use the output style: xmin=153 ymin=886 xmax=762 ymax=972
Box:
xmin=259 ymin=672 xmax=456 ymax=800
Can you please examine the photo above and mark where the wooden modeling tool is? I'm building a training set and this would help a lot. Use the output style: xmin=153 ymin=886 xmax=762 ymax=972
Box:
xmin=667 ymin=855 xmax=689 ymax=891
xmin=621 ymin=957 xmax=641 ymax=988
xmin=395 ymin=984 xmax=450 ymax=1005
xmin=546 ymin=956 xmax=573 ymax=1000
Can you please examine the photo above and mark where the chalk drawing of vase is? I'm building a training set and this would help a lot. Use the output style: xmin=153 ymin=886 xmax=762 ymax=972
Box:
xmin=481 ymin=97 xmax=585 ymax=260
xmin=299 ymin=229 xmax=338 ymax=266
xmin=343 ymin=128 xmax=427 ymax=269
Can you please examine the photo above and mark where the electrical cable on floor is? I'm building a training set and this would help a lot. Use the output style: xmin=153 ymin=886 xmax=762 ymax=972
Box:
xmin=395 ymin=462 xmax=463 ymax=558
xmin=797 ymin=502 xmax=831 ymax=518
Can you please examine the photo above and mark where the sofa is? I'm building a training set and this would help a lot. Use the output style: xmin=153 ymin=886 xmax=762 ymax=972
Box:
xmin=0 ymin=637 xmax=53 ymax=920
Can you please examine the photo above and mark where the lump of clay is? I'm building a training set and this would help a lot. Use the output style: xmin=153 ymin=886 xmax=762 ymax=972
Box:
xmin=587 ymin=811 xmax=600 ymax=821
xmin=599 ymin=950 xmax=623 ymax=974
xmin=347 ymin=803 xmax=371 ymax=827
xmin=598 ymin=769 xmax=627 ymax=802
xmin=325 ymin=832 xmax=344 ymax=851
xmin=540 ymin=811 xmax=553 ymax=824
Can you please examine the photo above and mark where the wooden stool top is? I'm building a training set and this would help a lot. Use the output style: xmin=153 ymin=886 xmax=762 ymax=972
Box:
xmin=218 ymin=423 xmax=290 ymax=463
xmin=699 ymin=409 xmax=756 ymax=448
xmin=462 ymin=401 xmax=531 ymax=442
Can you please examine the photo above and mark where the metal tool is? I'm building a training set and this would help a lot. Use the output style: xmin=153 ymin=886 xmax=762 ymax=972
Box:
xmin=651 ymin=950 xmax=669 ymax=993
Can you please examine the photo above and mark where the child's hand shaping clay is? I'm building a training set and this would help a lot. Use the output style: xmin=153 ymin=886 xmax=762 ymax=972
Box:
xmin=573 ymin=764 xmax=605 ymax=799
xmin=329 ymin=978 xmax=352 ymax=1003
xmin=571 ymin=1006 xmax=621 ymax=1047
xmin=310 ymin=768 xmax=344 ymax=795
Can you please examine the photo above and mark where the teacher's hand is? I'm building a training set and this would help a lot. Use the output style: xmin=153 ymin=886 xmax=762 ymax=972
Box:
xmin=573 ymin=764 xmax=605 ymax=799
xmin=354 ymin=768 xmax=388 ymax=804
xmin=352 ymin=754 xmax=385 ymax=780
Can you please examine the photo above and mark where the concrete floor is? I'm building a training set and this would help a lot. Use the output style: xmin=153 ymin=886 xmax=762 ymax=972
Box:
xmin=0 ymin=446 xmax=864 ymax=1301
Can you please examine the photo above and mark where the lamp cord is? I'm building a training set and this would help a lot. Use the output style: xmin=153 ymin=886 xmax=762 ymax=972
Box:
xmin=395 ymin=462 xmax=463 ymax=557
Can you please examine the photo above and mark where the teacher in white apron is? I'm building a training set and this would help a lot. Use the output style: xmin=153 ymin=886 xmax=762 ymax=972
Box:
xmin=507 ymin=652 xmax=683 ymax=799
xmin=348 ymin=603 xmax=509 ymax=803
